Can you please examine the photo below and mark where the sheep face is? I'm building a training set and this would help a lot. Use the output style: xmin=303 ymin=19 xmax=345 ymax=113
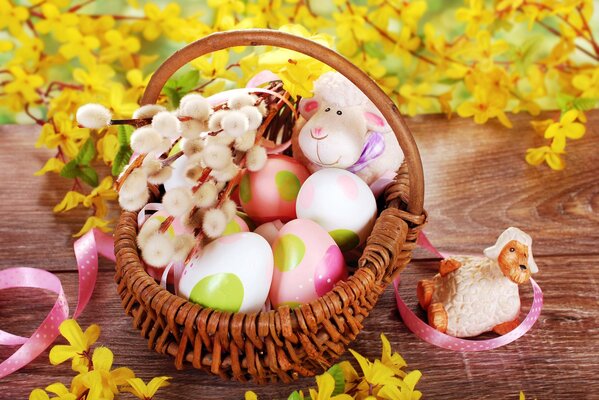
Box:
xmin=497 ymin=240 xmax=532 ymax=284
xmin=298 ymin=98 xmax=387 ymax=169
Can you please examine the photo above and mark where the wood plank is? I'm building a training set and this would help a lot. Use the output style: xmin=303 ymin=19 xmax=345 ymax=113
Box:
xmin=1 ymin=255 xmax=597 ymax=399
xmin=409 ymin=110 xmax=599 ymax=257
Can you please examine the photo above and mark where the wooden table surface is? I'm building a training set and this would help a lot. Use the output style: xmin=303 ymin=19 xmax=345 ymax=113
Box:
xmin=1 ymin=111 xmax=598 ymax=399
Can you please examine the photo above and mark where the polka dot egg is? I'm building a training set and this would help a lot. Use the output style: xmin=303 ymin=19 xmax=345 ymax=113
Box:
xmin=269 ymin=219 xmax=347 ymax=308
xmin=178 ymin=232 xmax=273 ymax=313
xmin=296 ymin=168 xmax=377 ymax=251
xmin=239 ymin=155 xmax=310 ymax=224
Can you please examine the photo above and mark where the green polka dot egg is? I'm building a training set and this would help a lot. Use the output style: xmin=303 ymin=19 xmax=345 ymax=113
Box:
xmin=296 ymin=168 xmax=377 ymax=252
xmin=239 ymin=155 xmax=310 ymax=224
xmin=178 ymin=232 xmax=273 ymax=313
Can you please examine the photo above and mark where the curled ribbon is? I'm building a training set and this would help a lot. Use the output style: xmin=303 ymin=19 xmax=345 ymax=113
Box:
xmin=0 ymin=228 xmax=115 ymax=379
xmin=394 ymin=232 xmax=544 ymax=351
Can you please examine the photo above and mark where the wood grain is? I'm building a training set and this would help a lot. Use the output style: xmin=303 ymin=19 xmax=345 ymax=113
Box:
xmin=1 ymin=110 xmax=598 ymax=399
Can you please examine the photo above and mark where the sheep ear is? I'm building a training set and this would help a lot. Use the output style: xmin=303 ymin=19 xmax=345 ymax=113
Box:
xmin=364 ymin=111 xmax=386 ymax=130
xmin=299 ymin=98 xmax=320 ymax=119
xmin=528 ymin=248 xmax=539 ymax=273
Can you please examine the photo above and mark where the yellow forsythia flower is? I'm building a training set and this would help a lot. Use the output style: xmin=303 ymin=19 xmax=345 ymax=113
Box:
xmin=34 ymin=158 xmax=65 ymax=176
xmin=544 ymin=110 xmax=586 ymax=151
xmin=525 ymin=145 xmax=565 ymax=171
xmin=73 ymin=347 xmax=135 ymax=399
xmin=457 ymin=87 xmax=513 ymax=128
xmin=309 ymin=373 xmax=353 ymax=400
xmin=125 ymin=376 xmax=171 ymax=399
xmin=49 ymin=319 xmax=100 ymax=372
xmin=73 ymin=216 xmax=113 ymax=237
xmin=54 ymin=191 xmax=87 ymax=213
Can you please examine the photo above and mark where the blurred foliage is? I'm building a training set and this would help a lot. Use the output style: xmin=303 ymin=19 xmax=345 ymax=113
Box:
xmin=0 ymin=0 xmax=597 ymax=235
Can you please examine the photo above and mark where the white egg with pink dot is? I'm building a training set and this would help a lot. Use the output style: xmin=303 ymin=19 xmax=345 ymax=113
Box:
xmin=296 ymin=168 xmax=377 ymax=252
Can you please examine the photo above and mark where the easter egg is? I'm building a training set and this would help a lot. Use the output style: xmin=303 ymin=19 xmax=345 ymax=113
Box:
xmin=163 ymin=154 xmax=193 ymax=192
xmin=269 ymin=219 xmax=347 ymax=308
xmin=240 ymin=155 xmax=310 ymax=223
xmin=296 ymin=168 xmax=376 ymax=252
xmin=254 ymin=220 xmax=284 ymax=246
xmin=222 ymin=214 xmax=251 ymax=236
xmin=178 ymin=232 xmax=273 ymax=313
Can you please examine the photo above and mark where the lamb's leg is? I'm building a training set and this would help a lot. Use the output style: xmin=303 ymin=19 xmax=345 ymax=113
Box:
xmin=428 ymin=303 xmax=448 ymax=333
xmin=439 ymin=259 xmax=462 ymax=277
xmin=493 ymin=318 xmax=519 ymax=335
xmin=417 ymin=279 xmax=434 ymax=309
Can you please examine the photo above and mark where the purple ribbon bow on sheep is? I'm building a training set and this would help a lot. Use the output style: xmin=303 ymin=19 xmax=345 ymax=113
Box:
xmin=347 ymin=132 xmax=386 ymax=173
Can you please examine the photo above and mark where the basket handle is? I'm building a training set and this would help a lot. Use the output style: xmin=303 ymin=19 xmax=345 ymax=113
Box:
xmin=141 ymin=29 xmax=424 ymax=216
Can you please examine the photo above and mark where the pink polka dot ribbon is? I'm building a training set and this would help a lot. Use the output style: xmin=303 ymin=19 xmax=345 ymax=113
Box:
xmin=394 ymin=232 xmax=544 ymax=351
xmin=0 ymin=228 xmax=115 ymax=378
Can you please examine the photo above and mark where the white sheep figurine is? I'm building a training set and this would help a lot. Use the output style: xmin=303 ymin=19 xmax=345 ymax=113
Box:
xmin=417 ymin=227 xmax=539 ymax=338
xmin=291 ymin=72 xmax=404 ymax=186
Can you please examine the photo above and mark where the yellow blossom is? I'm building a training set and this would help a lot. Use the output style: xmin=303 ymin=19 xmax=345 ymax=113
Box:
xmin=30 ymin=383 xmax=78 ymax=400
xmin=544 ymin=109 xmax=585 ymax=151
xmin=525 ymin=144 xmax=565 ymax=170
xmin=35 ymin=4 xmax=79 ymax=38
xmin=139 ymin=3 xmax=182 ymax=41
xmin=399 ymin=83 xmax=432 ymax=116
xmin=530 ymin=119 xmax=555 ymax=135
xmin=456 ymin=0 xmax=494 ymax=37
xmin=379 ymin=334 xmax=407 ymax=377
xmin=73 ymin=216 xmax=113 ymax=237
xmin=100 ymin=30 xmax=140 ymax=66
xmin=106 ymin=83 xmax=139 ymax=119
xmin=377 ymin=371 xmax=423 ymax=400
xmin=74 ymin=347 xmax=135 ymax=399
xmin=83 ymin=177 xmax=118 ymax=218
xmin=124 ymin=376 xmax=171 ymax=400
xmin=309 ymin=373 xmax=353 ymax=400
xmin=97 ymin=132 xmax=120 ymax=165
xmin=36 ymin=114 xmax=90 ymax=158
xmin=49 ymin=319 xmax=100 ymax=372
xmin=35 ymin=158 xmax=65 ymax=176
xmin=0 ymin=0 xmax=29 ymax=36
xmin=457 ymin=87 xmax=513 ymax=128
xmin=126 ymin=69 xmax=153 ymax=101
xmin=245 ymin=391 xmax=259 ymax=400
xmin=572 ymin=69 xmax=599 ymax=98
xmin=4 ymin=66 xmax=44 ymax=105
xmin=73 ymin=63 xmax=116 ymax=93
xmin=56 ymin=28 xmax=100 ymax=65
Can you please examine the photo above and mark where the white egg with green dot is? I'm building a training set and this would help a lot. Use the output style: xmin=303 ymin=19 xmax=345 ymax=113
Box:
xmin=296 ymin=168 xmax=377 ymax=252
xmin=178 ymin=232 xmax=273 ymax=313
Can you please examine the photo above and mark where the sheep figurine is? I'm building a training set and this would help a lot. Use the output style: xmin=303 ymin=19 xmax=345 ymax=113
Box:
xmin=417 ymin=227 xmax=539 ymax=338
xmin=291 ymin=72 xmax=404 ymax=186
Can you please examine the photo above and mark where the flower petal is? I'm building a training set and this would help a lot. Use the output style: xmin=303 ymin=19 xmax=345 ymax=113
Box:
xmin=561 ymin=109 xmax=578 ymax=124
xmin=146 ymin=376 xmax=171 ymax=396
xmin=110 ymin=367 xmax=135 ymax=385
xmin=565 ymin=122 xmax=585 ymax=139
xmin=49 ymin=345 xmax=76 ymax=365
xmin=124 ymin=378 xmax=148 ymax=398
xmin=92 ymin=346 xmax=113 ymax=371
xmin=58 ymin=319 xmax=87 ymax=351
xmin=546 ymin=152 xmax=565 ymax=170
xmin=84 ymin=324 xmax=101 ymax=348
xmin=29 ymin=389 xmax=50 ymax=400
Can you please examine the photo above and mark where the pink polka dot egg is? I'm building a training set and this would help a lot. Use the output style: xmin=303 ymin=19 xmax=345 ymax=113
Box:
xmin=239 ymin=155 xmax=310 ymax=224
xmin=269 ymin=219 xmax=347 ymax=308
xmin=296 ymin=168 xmax=377 ymax=251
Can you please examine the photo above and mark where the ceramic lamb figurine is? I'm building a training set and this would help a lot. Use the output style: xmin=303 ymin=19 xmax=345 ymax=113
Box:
xmin=417 ymin=227 xmax=539 ymax=338
xmin=291 ymin=72 xmax=403 ymax=186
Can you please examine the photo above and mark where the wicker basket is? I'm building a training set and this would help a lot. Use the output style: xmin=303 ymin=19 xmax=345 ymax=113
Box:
xmin=114 ymin=29 xmax=426 ymax=383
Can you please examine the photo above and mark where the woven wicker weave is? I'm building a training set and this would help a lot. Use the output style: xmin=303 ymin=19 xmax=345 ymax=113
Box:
xmin=114 ymin=29 xmax=427 ymax=383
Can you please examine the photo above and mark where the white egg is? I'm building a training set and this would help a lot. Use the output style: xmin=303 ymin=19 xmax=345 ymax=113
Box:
xmin=296 ymin=168 xmax=377 ymax=251
xmin=178 ymin=232 xmax=273 ymax=313
xmin=163 ymin=154 xmax=194 ymax=191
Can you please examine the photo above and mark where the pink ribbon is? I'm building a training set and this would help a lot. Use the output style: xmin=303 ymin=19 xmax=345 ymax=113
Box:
xmin=0 ymin=228 xmax=114 ymax=378
xmin=394 ymin=232 xmax=543 ymax=351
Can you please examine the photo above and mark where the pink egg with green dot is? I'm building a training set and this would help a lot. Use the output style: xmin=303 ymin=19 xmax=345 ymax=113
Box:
xmin=296 ymin=168 xmax=377 ymax=252
xmin=269 ymin=219 xmax=347 ymax=308
xmin=222 ymin=214 xmax=250 ymax=236
xmin=240 ymin=155 xmax=310 ymax=224
xmin=178 ymin=232 xmax=273 ymax=313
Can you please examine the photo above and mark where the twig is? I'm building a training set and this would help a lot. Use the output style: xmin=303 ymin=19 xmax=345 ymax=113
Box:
xmin=577 ymin=7 xmax=599 ymax=56
xmin=24 ymin=105 xmax=45 ymax=126
xmin=68 ymin=0 xmax=95 ymax=12
xmin=536 ymin=20 xmax=599 ymax=61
